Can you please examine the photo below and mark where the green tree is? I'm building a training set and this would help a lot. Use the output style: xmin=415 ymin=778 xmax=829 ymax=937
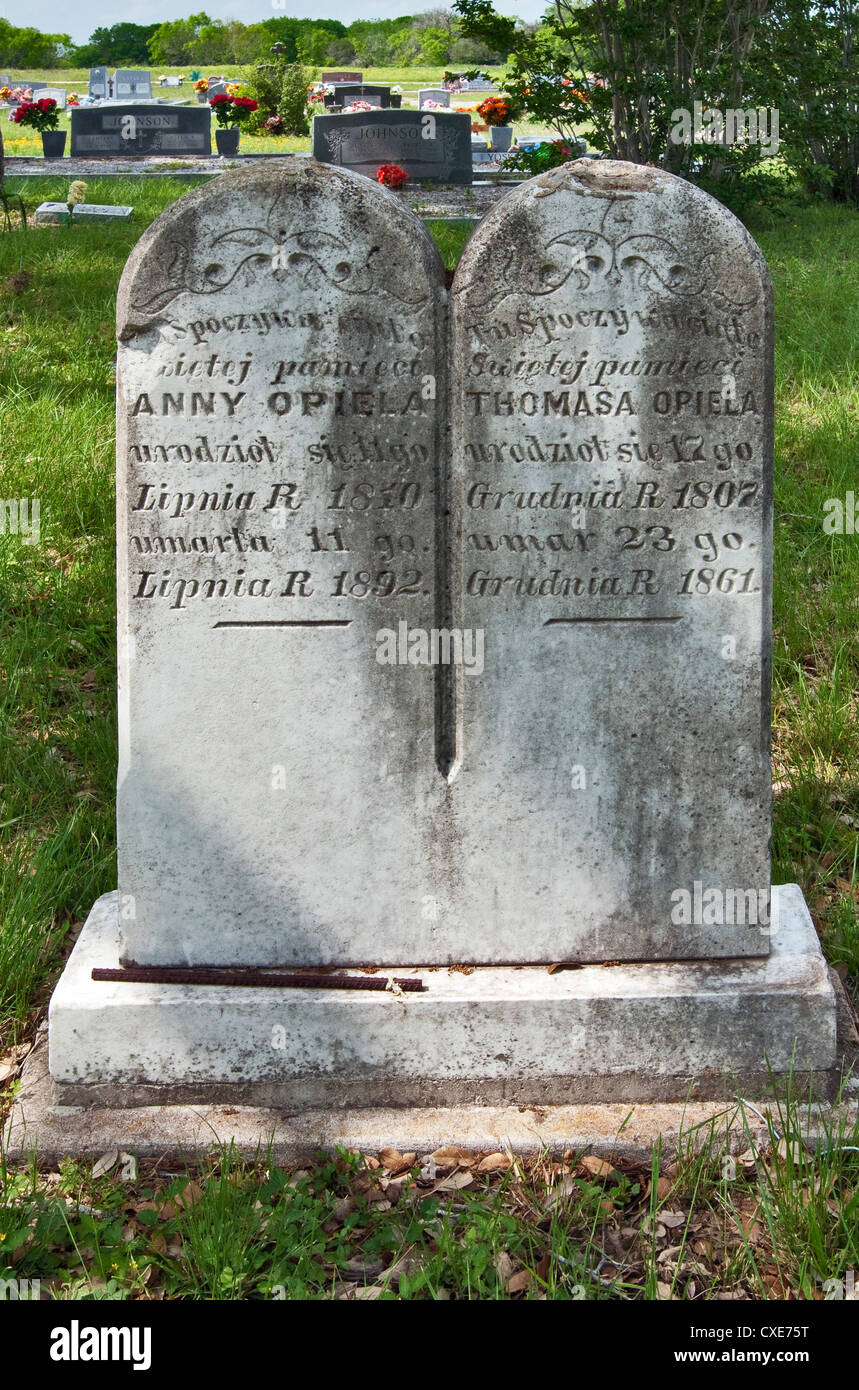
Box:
xmin=147 ymin=12 xmax=213 ymax=65
xmin=454 ymin=0 xmax=775 ymax=171
xmin=753 ymin=0 xmax=859 ymax=201
xmin=0 ymin=19 xmax=71 ymax=67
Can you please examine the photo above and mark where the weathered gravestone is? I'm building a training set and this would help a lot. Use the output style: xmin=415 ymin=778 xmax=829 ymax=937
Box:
xmin=314 ymin=109 xmax=472 ymax=184
xmin=71 ymin=105 xmax=211 ymax=156
xmin=114 ymin=69 xmax=153 ymax=100
xmin=321 ymin=70 xmax=362 ymax=83
xmin=419 ymin=88 xmax=450 ymax=107
xmin=40 ymin=87 xmax=66 ymax=109
xmin=89 ymin=67 xmax=108 ymax=99
xmin=44 ymin=160 xmax=836 ymax=1108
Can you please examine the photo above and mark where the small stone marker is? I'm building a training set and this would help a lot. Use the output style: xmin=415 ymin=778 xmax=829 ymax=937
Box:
xmin=71 ymin=105 xmax=211 ymax=157
xmin=34 ymin=202 xmax=133 ymax=224
xmin=313 ymin=109 xmax=472 ymax=184
xmin=419 ymin=89 xmax=450 ymax=108
xmin=89 ymin=67 xmax=108 ymax=99
xmin=114 ymin=70 xmax=153 ymax=100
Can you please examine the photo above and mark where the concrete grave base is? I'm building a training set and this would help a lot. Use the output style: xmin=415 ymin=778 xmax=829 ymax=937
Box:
xmin=3 ymin=883 xmax=855 ymax=1164
xmin=32 ymin=885 xmax=846 ymax=1099
xmin=5 ymin=1026 xmax=857 ymax=1168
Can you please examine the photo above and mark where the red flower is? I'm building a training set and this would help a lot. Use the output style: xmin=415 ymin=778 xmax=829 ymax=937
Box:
xmin=377 ymin=163 xmax=409 ymax=189
xmin=210 ymin=94 xmax=230 ymax=106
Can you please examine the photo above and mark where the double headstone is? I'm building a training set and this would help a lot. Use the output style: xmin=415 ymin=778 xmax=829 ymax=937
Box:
xmin=47 ymin=159 xmax=836 ymax=1106
xmin=313 ymin=109 xmax=472 ymax=184
xmin=114 ymin=70 xmax=153 ymax=101
xmin=71 ymin=105 xmax=211 ymax=157
xmin=330 ymin=83 xmax=390 ymax=109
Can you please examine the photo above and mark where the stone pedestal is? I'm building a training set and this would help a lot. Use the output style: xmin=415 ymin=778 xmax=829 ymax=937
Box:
xmin=44 ymin=885 xmax=837 ymax=1109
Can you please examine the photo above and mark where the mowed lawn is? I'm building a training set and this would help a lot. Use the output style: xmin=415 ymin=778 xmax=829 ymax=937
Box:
xmin=0 ymin=177 xmax=856 ymax=1302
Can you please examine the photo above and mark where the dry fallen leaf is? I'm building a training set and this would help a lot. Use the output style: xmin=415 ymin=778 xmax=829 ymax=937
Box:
xmin=507 ymin=1269 xmax=531 ymax=1294
xmin=172 ymin=1180 xmax=203 ymax=1211
xmin=579 ymin=1154 xmax=616 ymax=1179
xmin=91 ymin=1150 xmax=118 ymax=1180
xmin=430 ymin=1145 xmax=475 ymax=1169
xmin=477 ymin=1152 xmax=512 ymax=1173
xmin=660 ymin=1210 xmax=687 ymax=1229
xmin=378 ymin=1148 xmax=416 ymax=1175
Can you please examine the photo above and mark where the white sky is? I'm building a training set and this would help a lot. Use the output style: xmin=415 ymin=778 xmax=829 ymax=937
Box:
xmin=27 ymin=1 xmax=547 ymax=47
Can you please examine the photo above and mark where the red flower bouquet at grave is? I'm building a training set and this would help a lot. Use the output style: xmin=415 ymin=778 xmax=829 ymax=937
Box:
xmin=12 ymin=97 xmax=59 ymax=132
xmin=376 ymin=163 xmax=409 ymax=190
xmin=209 ymin=93 xmax=258 ymax=128
xmin=476 ymin=95 xmax=512 ymax=127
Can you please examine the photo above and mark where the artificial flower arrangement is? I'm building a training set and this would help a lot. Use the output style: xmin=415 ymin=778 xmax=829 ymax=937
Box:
xmin=343 ymin=99 xmax=374 ymax=112
xmin=209 ymin=93 xmax=259 ymax=127
xmin=67 ymin=93 xmax=81 ymax=106
xmin=476 ymin=95 xmax=512 ymax=127
xmin=264 ymin=114 xmax=285 ymax=135
xmin=9 ymin=87 xmax=33 ymax=105
xmin=377 ymin=163 xmax=409 ymax=190
xmin=421 ymin=99 xmax=445 ymax=109
xmin=193 ymin=78 xmax=209 ymax=93
xmin=11 ymin=96 xmax=59 ymax=131
xmin=0 ymin=87 xmax=11 ymax=101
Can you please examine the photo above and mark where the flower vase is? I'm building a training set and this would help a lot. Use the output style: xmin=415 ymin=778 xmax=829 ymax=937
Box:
xmin=41 ymin=130 xmax=66 ymax=159
xmin=215 ymin=127 xmax=240 ymax=156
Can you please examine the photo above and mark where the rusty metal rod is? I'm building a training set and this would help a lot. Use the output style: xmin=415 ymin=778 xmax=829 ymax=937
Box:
xmin=91 ymin=966 xmax=425 ymax=992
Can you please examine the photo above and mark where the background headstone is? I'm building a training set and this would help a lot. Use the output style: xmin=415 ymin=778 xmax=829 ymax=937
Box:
xmin=114 ymin=70 xmax=153 ymax=100
xmin=330 ymin=83 xmax=390 ymax=108
xmin=313 ymin=110 xmax=472 ymax=184
xmin=71 ymin=105 xmax=211 ymax=156
xmin=321 ymin=71 xmax=362 ymax=83
xmin=451 ymin=159 xmax=773 ymax=960
xmin=419 ymin=89 xmax=450 ymax=108
xmin=115 ymin=162 xmax=447 ymax=966
xmin=89 ymin=67 xmax=108 ymax=98
xmin=207 ymin=79 xmax=228 ymax=98
xmin=40 ymin=87 xmax=67 ymax=109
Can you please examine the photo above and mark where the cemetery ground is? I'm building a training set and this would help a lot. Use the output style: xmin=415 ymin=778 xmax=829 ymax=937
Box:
xmin=0 ymin=175 xmax=856 ymax=1300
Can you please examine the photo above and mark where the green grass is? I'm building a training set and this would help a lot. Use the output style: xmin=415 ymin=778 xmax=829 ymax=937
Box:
xmin=0 ymin=177 xmax=856 ymax=1299
xmin=1 ymin=1089 xmax=856 ymax=1299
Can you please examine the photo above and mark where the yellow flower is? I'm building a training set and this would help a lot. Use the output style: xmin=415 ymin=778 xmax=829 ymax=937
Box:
xmin=68 ymin=181 xmax=87 ymax=207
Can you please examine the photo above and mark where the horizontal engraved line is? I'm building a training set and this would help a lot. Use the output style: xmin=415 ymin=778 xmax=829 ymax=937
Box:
xmin=544 ymin=616 xmax=683 ymax=626
xmin=213 ymin=620 xmax=352 ymax=629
